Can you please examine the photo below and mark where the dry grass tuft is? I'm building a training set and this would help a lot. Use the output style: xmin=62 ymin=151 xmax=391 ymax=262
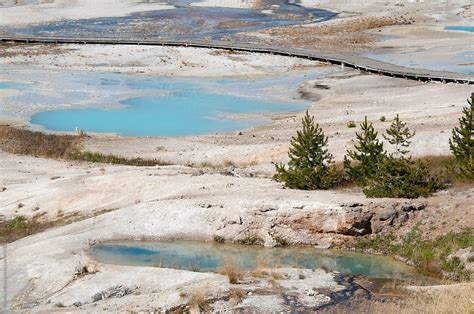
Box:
xmin=188 ymin=290 xmax=207 ymax=312
xmin=0 ymin=43 xmax=71 ymax=58
xmin=414 ymin=155 xmax=473 ymax=187
xmin=251 ymin=257 xmax=284 ymax=281
xmin=216 ymin=20 xmax=259 ymax=30
xmin=360 ymin=283 xmax=474 ymax=313
xmin=258 ymin=17 xmax=408 ymax=51
xmin=252 ymin=257 xmax=270 ymax=278
xmin=0 ymin=125 xmax=169 ymax=166
xmin=229 ymin=288 xmax=246 ymax=302
xmin=270 ymin=271 xmax=283 ymax=280
xmin=415 ymin=155 xmax=452 ymax=177
xmin=0 ymin=125 xmax=80 ymax=158
xmin=218 ymin=259 xmax=243 ymax=284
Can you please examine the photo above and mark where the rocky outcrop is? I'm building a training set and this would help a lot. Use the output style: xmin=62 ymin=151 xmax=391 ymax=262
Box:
xmin=370 ymin=202 xmax=426 ymax=234
xmin=92 ymin=285 xmax=134 ymax=302
xmin=338 ymin=206 xmax=374 ymax=236
xmin=447 ymin=248 xmax=474 ymax=280
xmin=74 ymin=259 xmax=101 ymax=279
xmin=220 ymin=201 xmax=426 ymax=249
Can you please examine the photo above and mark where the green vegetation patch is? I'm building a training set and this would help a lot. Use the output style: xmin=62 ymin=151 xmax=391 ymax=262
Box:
xmin=69 ymin=151 xmax=169 ymax=166
xmin=0 ymin=210 xmax=113 ymax=243
xmin=347 ymin=121 xmax=357 ymax=128
xmin=0 ymin=214 xmax=75 ymax=243
xmin=353 ymin=227 xmax=473 ymax=281
xmin=213 ymin=235 xmax=225 ymax=243
xmin=238 ymin=234 xmax=263 ymax=246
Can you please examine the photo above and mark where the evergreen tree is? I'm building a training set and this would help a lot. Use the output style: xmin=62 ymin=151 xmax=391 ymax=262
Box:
xmin=273 ymin=111 xmax=338 ymax=190
xmin=384 ymin=114 xmax=415 ymax=158
xmin=364 ymin=115 xmax=443 ymax=198
xmin=449 ymin=93 xmax=474 ymax=180
xmin=344 ymin=116 xmax=385 ymax=184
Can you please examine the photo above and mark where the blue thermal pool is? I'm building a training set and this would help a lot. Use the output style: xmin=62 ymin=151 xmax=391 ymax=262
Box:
xmin=90 ymin=241 xmax=436 ymax=283
xmin=445 ymin=26 xmax=474 ymax=33
xmin=0 ymin=82 xmax=30 ymax=90
xmin=30 ymin=86 xmax=305 ymax=136
xmin=0 ymin=68 xmax=333 ymax=136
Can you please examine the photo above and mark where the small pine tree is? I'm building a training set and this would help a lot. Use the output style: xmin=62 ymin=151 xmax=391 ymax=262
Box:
xmin=344 ymin=116 xmax=385 ymax=184
xmin=384 ymin=114 xmax=415 ymax=158
xmin=364 ymin=115 xmax=444 ymax=198
xmin=449 ymin=93 xmax=474 ymax=181
xmin=273 ymin=111 xmax=338 ymax=190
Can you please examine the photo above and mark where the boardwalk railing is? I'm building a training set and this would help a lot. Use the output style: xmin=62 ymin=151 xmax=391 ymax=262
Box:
xmin=1 ymin=36 xmax=473 ymax=85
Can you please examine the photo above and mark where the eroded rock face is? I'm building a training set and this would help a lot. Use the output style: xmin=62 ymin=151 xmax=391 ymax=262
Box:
xmin=370 ymin=202 xmax=426 ymax=234
xmin=218 ymin=201 xmax=426 ymax=249
xmin=74 ymin=259 xmax=100 ymax=279
xmin=338 ymin=206 xmax=374 ymax=236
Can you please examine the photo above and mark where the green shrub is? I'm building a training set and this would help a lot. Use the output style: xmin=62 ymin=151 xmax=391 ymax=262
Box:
xmin=448 ymin=93 xmax=473 ymax=182
xmin=238 ymin=234 xmax=263 ymax=246
xmin=213 ymin=235 xmax=225 ymax=243
xmin=274 ymin=236 xmax=289 ymax=247
xmin=347 ymin=121 xmax=357 ymax=128
xmin=379 ymin=116 xmax=386 ymax=122
xmin=273 ymin=111 xmax=340 ymax=190
xmin=363 ymin=158 xmax=444 ymax=198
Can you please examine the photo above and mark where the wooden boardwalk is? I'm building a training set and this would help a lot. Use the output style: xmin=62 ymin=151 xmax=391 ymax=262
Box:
xmin=1 ymin=36 xmax=473 ymax=85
